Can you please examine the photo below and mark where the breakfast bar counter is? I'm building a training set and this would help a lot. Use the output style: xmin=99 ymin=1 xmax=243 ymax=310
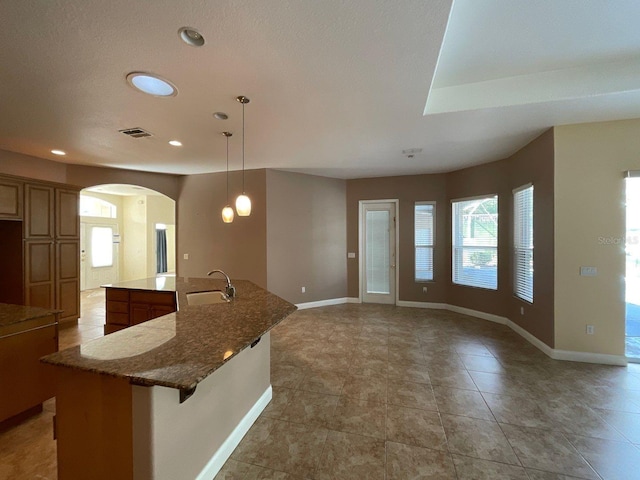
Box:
xmin=41 ymin=277 xmax=296 ymax=480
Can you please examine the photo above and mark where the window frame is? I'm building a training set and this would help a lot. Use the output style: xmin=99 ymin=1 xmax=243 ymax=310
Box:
xmin=414 ymin=201 xmax=436 ymax=282
xmin=451 ymin=194 xmax=499 ymax=290
xmin=513 ymin=183 xmax=534 ymax=303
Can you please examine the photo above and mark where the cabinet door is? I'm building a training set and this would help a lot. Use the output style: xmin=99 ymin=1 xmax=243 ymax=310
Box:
xmin=24 ymin=184 xmax=54 ymax=239
xmin=24 ymin=240 xmax=55 ymax=309
xmin=149 ymin=304 xmax=175 ymax=320
xmin=57 ymin=240 xmax=80 ymax=324
xmin=56 ymin=189 xmax=79 ymax=239
xmin=130 ymin=304 xmax=151 ymax=325
xmin=0 ymin=179 xmax=23 ymax=219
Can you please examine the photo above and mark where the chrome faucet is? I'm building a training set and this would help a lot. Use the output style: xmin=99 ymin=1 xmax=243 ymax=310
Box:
xmin=207 ymin=269 xmax=236 ymax=298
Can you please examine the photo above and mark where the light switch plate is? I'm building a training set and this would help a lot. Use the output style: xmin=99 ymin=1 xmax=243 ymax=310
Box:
xmin=347 ymin=252 xmax=356 ymax=259
xmin=580 ymin=266 xmax=597 ymax=276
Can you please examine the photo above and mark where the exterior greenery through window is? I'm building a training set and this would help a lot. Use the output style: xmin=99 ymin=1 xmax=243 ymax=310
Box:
xmin=514 ymin=185 xmax=534 ymax=302
xmin=415 ymin=202 xmax=435 ymax=281
xmin=452 ymin=195 xmax=498 ymax=289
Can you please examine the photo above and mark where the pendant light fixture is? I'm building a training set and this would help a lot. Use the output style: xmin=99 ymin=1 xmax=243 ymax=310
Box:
xmin=235 ymin=95 xmax=251 ymax=216
xmin=221 ymin=131 xmax=235 ymax=223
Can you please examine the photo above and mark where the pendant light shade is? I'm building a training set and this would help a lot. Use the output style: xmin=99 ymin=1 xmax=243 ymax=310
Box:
xmin=235 ymin=95 xmax=251 ymax=216
xmin=235 ymin=194 xmax=251 ymax=216
xmin=222 ymin=205 xmax=234 ymax=223
xmin=221 ymin=131 xmax=234 ymax=223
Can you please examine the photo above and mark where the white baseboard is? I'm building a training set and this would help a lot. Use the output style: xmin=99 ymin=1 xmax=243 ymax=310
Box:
xmin=196 ymin=386 xmax=273 ymax=480
xmin=550 ymin=349 xmax=627 ymax=366
xmin=296 ymin=297 xmax=352 ymax=310
xmin=446 ymin=304 xmax=509 ymax=325
xmin=299 ymin=297 xmax=627 ymax=366
xmin=396 ymin=300 xmax=447 ymax=310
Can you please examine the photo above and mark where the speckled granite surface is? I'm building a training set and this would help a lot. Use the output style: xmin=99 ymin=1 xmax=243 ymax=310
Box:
xmin=0 ymin=303 xmax=60 ymax=328
xmin=101 ymin=276 xmax=177 ymax=292
xmin=41 ymin=278 xmax=296 ymax=390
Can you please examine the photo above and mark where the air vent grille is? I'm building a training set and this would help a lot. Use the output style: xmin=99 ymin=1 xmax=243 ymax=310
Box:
xmin=119 ymin=128 xmax=153 ymax=138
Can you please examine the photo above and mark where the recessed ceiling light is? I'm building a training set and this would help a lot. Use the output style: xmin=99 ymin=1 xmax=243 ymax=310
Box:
xmin=213 ymin=112 xmax=228 ymax=120
xmin=178 ymin=27 xmax=205 ymax=47
xmin=51 ymin=149 xmax=66 ymax=156
xmin=126 ymin=72 xmax=177 ymax=97
xmin=168 ymin=140 xmax=182 ymax=147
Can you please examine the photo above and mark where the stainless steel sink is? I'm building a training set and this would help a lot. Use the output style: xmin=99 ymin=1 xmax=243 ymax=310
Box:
xmin=185 ymin=290 xmax=230 ymax=305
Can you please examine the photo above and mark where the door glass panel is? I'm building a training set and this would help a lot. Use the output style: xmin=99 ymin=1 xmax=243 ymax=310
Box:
xmin=366 ymin=210 xmax=390 ymax=294
xmin=91 ymin=227 xmax=113 ymax=267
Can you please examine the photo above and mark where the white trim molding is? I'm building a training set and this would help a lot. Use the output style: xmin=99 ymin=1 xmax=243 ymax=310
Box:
xmin=299 ymin=298 xmax=627 ymax=366
xmin=196 ymin=386 xmax=273 ymax=480
xmin=296 ymin=298 xmax=353 ymax=310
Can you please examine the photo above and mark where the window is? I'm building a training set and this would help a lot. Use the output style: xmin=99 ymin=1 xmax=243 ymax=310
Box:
xmin=91 ymin=226 xmax=113 ymax=267
xmin=514 ymin=184 xmax=534 ymax=302
xmin=452 ymin=195 xmax=498 ymax=289
xmin=80 ymin=195 xmax=117 ymax=218
xmin=415 ymin=202 xmax=435 ymax=281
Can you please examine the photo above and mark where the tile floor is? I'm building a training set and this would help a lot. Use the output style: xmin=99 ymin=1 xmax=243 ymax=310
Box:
xmin=2 ymin=297 xmax=640 ymax=479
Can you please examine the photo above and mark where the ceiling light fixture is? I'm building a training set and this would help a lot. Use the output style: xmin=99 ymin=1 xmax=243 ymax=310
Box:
xmin=213 ymin=112 xmax=228 ymax=120
xmin=168 ymin=140 xmax=182 ymax=147
xmin=51 ymin=149 xmax=66 ymax=156
xmin=178 ymin=27 xmax=205 ymax=47
xmin=126 ymin=72 xmax=177 ymax=97
xmin=235 ymin=96 xmax=251 ymax=217
xmin=221 ymin=132 xmax=234 ymax=224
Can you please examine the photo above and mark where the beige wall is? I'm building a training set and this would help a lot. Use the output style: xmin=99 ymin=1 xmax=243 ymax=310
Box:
xmin=122 ymin=196 xmax=148 ymax=281
xmin=266 ymin=170 xmax=347 ymax=304
xmin=0 ymin=149 xmax=180 ymax=199
xmin=177 ymin=169 xmax=268 ymax=287
xmin=554 ymin=119 xmax=640 ymax=355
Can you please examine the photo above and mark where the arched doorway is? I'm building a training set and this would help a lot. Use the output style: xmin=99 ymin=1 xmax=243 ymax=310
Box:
xmin=77 ymin=184 xmax=176 ymax=334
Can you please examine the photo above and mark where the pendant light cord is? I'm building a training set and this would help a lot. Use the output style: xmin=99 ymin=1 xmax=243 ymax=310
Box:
xmin=226 ymin=133 xmax=230 ymax=203
xmin=242 ymin=100 xmax=246 ymax=193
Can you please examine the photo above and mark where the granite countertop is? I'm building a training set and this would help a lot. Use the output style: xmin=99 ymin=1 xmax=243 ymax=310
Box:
xmin=41 ymin=278 xmax=296 ymax=391
xmin=0 ymin=303 xmax=60 ymax=328
xmin=102 ymin=276 xmax=178 ymax=292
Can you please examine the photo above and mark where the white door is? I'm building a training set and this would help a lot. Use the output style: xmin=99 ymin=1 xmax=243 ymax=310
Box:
xmin=361 ymin=201 xmax=397 ymax=304
xmin=82 ymin=223 xmax=119 ymax=290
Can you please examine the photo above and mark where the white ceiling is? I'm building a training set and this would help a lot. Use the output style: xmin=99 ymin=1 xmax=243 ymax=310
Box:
xmin=0 ymin=0 xmax=639 ymax=179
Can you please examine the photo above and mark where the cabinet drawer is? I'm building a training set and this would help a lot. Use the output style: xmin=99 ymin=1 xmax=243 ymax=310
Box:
xmin=129 ymin=291 xmax=176 ymax=306
xmin=106 ymin=289 xmax=129 ymax=302
xmin=106 ymin=312 xmax=129 ymax=326
xmin=107 ymin=301 xmax=129 ymax=314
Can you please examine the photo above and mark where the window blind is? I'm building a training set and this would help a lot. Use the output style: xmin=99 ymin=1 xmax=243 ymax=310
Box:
xmin=514 ymin=185 xmax=534 ymax=303
xmin=452 ymin=195 xmax=498 ymax=290
xmin=415 ymin=203 xmax=434 ymax=281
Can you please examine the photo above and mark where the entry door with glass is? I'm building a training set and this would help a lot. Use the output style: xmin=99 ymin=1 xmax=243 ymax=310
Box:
xmin=82 ymin=223 xmax=119 ymax=290
xmin=361 ymin=201 xmax=397 ymax=304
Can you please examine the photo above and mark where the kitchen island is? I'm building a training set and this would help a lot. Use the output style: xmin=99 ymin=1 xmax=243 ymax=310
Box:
xmin=42 ymin=277 xmax=296 ymax=480
xmin=0 ymin=303 xmax=59 ymax=426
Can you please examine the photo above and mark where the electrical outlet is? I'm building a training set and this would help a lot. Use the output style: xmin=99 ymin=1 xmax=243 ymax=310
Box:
xmin=520 ymin=307 xmax=524 ymax=315
xmin=301 ymin=286 xmax=306 ymax=293
xmin=586 ymin=325 xmax=595 ymax=335
xmin=422 ymin=286 xmax=428 ymax=293
xmin=580 ymin=266 xmax=597 ymax=276
xmin=183 ymin=253 xmax=189 ymax=260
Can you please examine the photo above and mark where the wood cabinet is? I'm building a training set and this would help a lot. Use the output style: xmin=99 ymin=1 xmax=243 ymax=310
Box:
xmin=24 ymin=184 xmax=55 ymax=239
xmin=22 ymin=185 xmax=79 ymax=324
xmin=105 ymin=288 xmax=176 ymax=335
xmin=0 ymin=179 xmax=22 ymax=219
xmin=0 ymin=313 xmax=58 ymax=424
xmin=0 ymin=175 xmax=80 ymax=326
